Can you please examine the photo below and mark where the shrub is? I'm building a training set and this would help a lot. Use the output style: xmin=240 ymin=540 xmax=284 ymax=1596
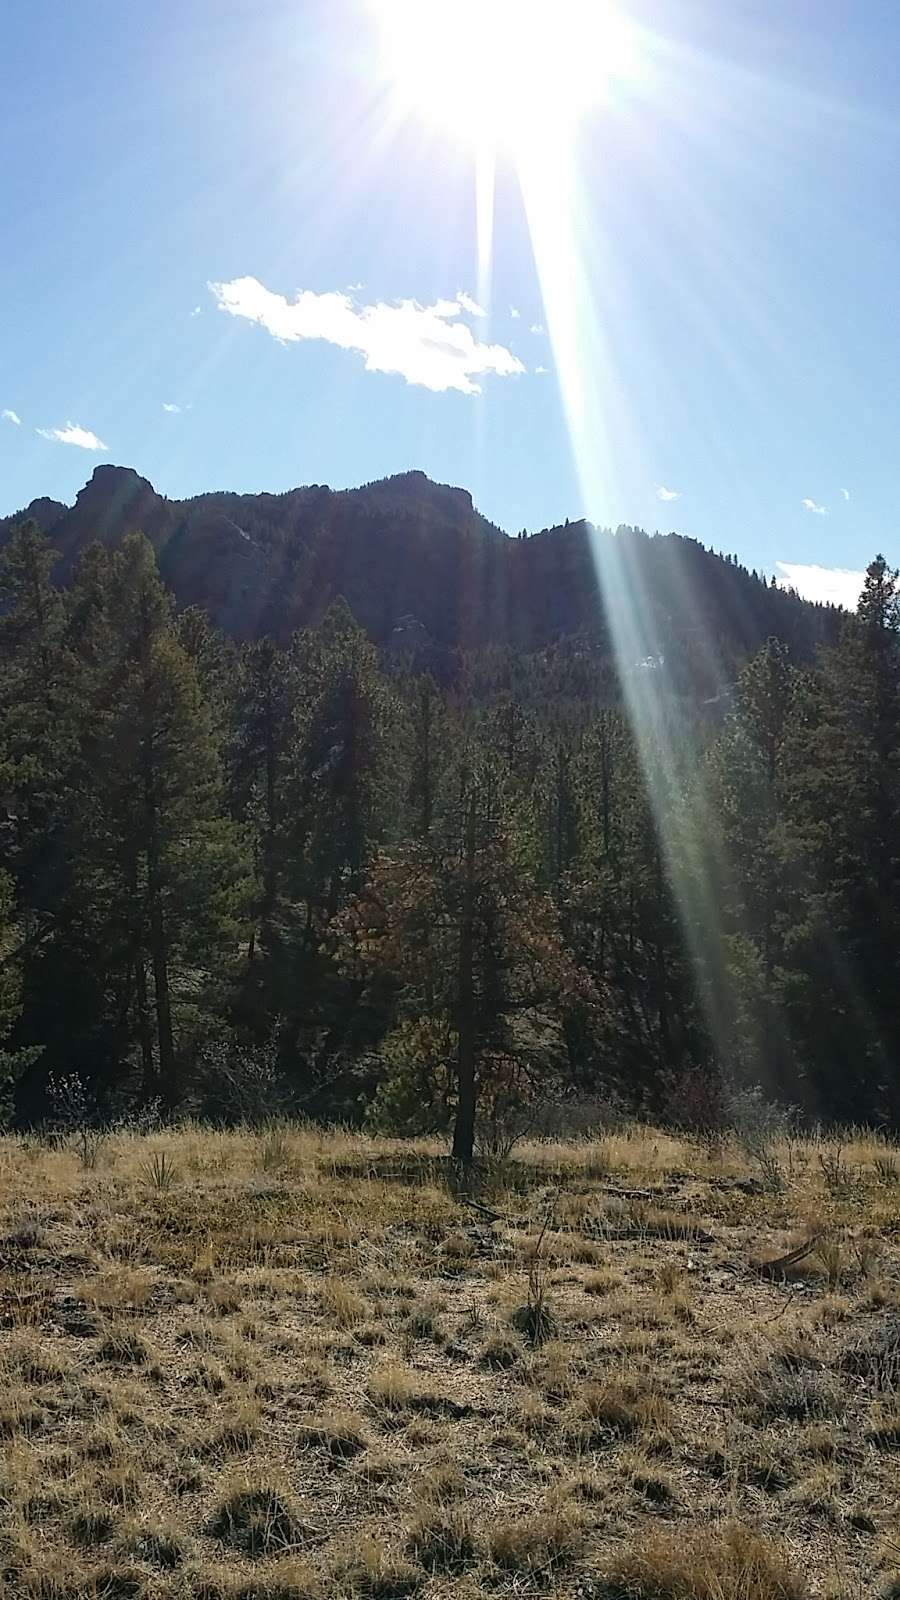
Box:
xmin=659 ymin=1065 xmax=728 ymax=1150
xmin=365 ymin=1018 xmax=454 ymax=1137
xmin=193 ymin=1032 xmax=287 ymax=1127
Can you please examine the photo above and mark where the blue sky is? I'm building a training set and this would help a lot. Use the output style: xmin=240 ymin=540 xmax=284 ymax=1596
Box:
xmin=1 ymin=0 xmax=898 ymax=604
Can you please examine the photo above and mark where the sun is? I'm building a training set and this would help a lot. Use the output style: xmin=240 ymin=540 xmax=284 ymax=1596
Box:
xmin=372 ymin=0 xmax=641 ymax=155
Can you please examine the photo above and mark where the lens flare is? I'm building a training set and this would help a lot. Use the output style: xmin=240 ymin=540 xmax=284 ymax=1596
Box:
xmin=373 ymin=0 xmax=641 ymax=151
xmin=371 ymin=0 xmax=787 ymax=1084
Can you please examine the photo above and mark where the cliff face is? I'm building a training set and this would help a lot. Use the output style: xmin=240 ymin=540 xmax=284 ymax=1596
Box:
xmin=0 ymin=467 xmax=839 ymax=684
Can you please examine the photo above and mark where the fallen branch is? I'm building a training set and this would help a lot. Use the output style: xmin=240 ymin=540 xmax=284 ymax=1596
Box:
xmin=755 ymin=1232 xmax=824 ymax=1279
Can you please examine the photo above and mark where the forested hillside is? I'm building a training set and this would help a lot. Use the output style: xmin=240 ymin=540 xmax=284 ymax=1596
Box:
xmin=0 ymin=508 xmax=896 ymax=1148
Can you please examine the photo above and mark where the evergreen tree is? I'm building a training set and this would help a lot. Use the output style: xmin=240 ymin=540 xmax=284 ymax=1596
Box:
xmin=0 ymin=522 xmax=76 ymax=922
xmin=229 ymin=635 xmax=293 ymax=959
xmin=87 ymin=535 xmax=250 ymax=1106
xmin=779 ymin=559 xmax=900 ymax=1119
xmin=705 ymin=638 xmax=796 ymax=1094
xmin=347 ymin=746 xmax=598 ymax=1161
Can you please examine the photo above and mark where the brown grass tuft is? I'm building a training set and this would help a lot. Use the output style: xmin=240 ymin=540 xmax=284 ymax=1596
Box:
xmin=600 ymin=1520 xmax=805 ymax=1600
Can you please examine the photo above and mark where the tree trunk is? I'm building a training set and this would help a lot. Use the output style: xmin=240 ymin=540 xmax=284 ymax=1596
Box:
xmin=134 ymin=957 xmax=156 ymax=1100
xmin=148 ymin=870 xmax=175 ymax=1107
xmin=127 ymin=854 xmax=156 ymax=1099
xmin=452 ymin=791 xmax=478 ymax=1165
xmin=143 ymin=747 xmax=176 ymax=1108
xmin=261 ymin=677 xmax=278 ymax=952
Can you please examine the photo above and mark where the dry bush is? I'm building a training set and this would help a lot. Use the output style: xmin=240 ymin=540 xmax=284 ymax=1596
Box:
xmin=741 ymin=1361 xmax=844 ymax=1423
xmin=839 ymin=1314 xmax=900 ymax=1391
xmin=631 ymin=1204 xmax=706 ymax=1242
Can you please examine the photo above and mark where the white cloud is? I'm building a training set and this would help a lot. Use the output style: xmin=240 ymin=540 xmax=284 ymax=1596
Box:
xmin=840 ymin=486 xmax=850 ymax=501
xmin=656 ymin=484 xmax=681 ymax=502
xmin=1 ymin=408 xmax=21 ymax=426
xmin=510 ymin=305 xmax=521 ymax=319
xmin=534 ymin=364 xmax=549 ymax=374
xmin=162 ymin=402 xmax=182 ymax=413
xmin=456 ymin=290 xmax=486 ymax=317
xmin=776 ymin=561 xmax=864 ymax=611
xmin=530 ymin=322 xmax=545 ymax=335
xmin=209 ymin=277 xmax=525 ymax=395
xmin=36 ymin=421 xmax=107 ymax=451
xmin=801 ymin=497 xmax=827 ymax=515
xmin=190 ymin=304 xmax=202 ymax=317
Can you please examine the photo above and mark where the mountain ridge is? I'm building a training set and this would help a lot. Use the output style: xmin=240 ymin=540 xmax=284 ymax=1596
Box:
xmin=0 ymin=465 xmax=842 ymax=693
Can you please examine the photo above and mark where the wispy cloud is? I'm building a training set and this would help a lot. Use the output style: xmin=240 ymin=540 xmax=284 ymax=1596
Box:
xmin=776 ymin=561 xmax=864 ymax=610
xmin=190 ymin=304 xmax=202 ymax=318
xmin=840 ymin=486 xmax=850 ymax=501
xmin=534 ymin=365 xmax=549 ymax=375
xmin=801 ymin=497 xmax=827 ymax=515
xmin=456 ymin=290 xmax=486 ymax=318
xmin=530 ymin=322 xmax=545 ymax=335
xmin=656 ymin=484 xmax=681 ymax=502
xmin=1 ymin=408 xmax=21 ymax=426
xmin=510 ymin=305 xmax=521 ymax=319
xmin=209 ymin=277 xmax=525 ymax=395
xmin=36 ymin=421 xmax=107 ymax=451
xmin=162 ymin=402 xmax=182 ymax=414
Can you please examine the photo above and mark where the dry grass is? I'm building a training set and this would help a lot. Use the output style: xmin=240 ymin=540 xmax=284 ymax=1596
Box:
xmin=0 ymin=1120 xmax=897 ymax=1597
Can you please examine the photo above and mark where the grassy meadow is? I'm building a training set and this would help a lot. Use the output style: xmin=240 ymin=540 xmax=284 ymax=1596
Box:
xmin=0 ymin=1122 xmax=898 ymax=1599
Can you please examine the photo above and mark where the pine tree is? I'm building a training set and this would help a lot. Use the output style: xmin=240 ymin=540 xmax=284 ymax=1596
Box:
xmin=88 ymin=535 xmax=250 ymax=1106
xmin=287 ymin=600 xmax=386 ymax=918
xmin=0 ymin=866 xmax=35 ymax=1124
xmin=229 ymin=636 xmax=293 ymax=959
xmin=705 ymin=638 xmax=796 ymax=1094
xmin=0 ymin=521 xmax=76 ymax=920
xmin=347 ymin=746 xmax=599 ymax=1162
xmin=779 ymin=558 xmax=900 ymax=1118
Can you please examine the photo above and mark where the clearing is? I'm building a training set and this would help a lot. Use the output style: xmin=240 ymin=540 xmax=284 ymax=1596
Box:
xmin=0 ymin=1124 xmax=898 ymax=1599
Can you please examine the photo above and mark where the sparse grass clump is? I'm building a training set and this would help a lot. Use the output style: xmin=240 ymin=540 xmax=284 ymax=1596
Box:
xmin=329 ymin=1536 xmax=421 ymax=1598
xmin=488 ymin=1505 xmax=583 ymax=1576
xmin=321 ymin=1277 xmax=367 ymax=1329
xmin=406 ymin=1506 xmax=476 ymax=1573
xmin=299 ymin=1411 xmax=367 ymax=1459
xmin=600 ymin=1520 xmax=805 ymax=1600
xmin=209 ymin=1482 xmax=310 ymax=1557
xmin=96 ymin=1326 xmax=150 ymax=1367
xmin=563 ymin=1379 xmax=671 ymax=1448
xmin=478 ymin=1328 xmax=521 ymax=1368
